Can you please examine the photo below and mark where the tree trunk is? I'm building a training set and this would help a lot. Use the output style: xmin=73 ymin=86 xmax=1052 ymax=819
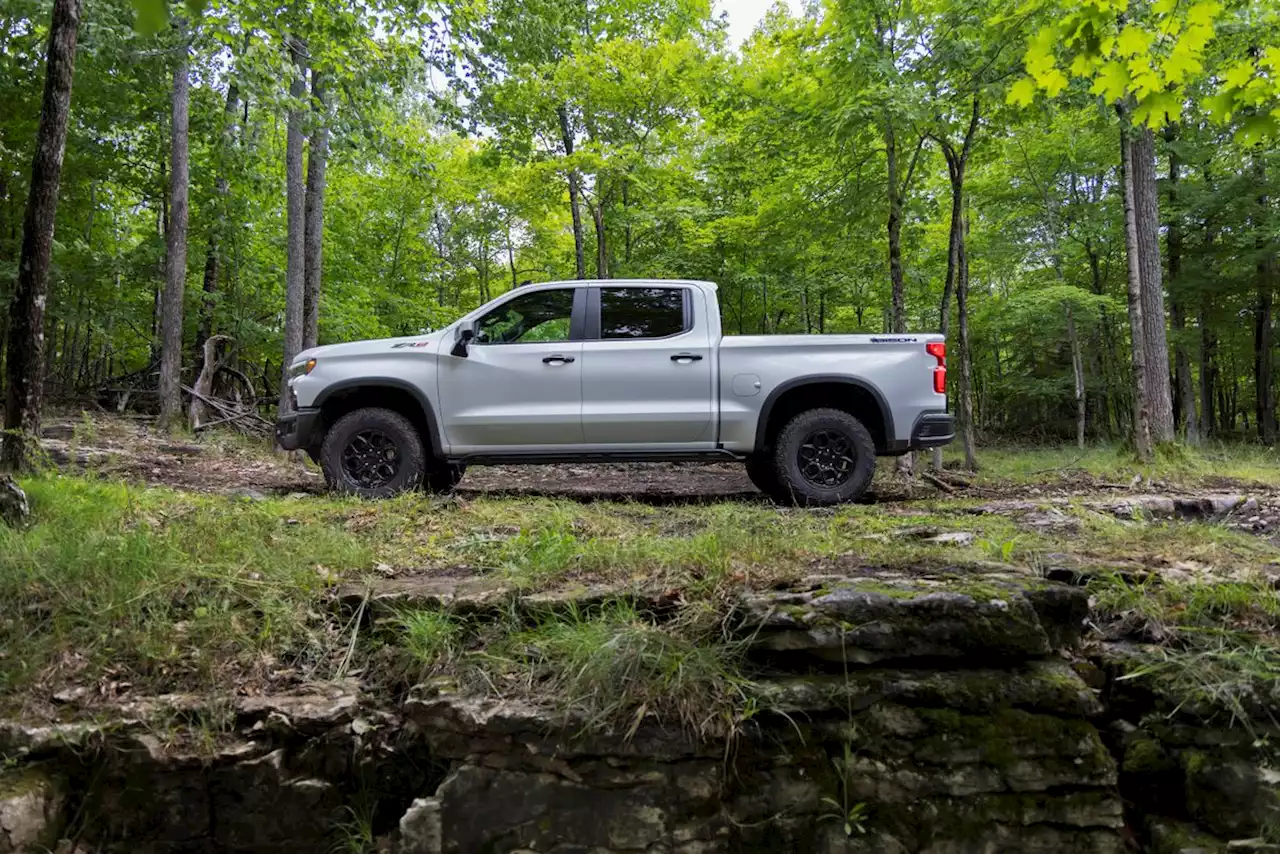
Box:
xmin=278 ymin=37 xmax=308 ymax=415
xmin=196 ymin=58 xmax=242 ymax=366
xmin=1200 ymin=295 xmax=1216 ymax=440
xmin=302 ymin=69 xmax=329 ymax=351
xmin=1066 ymin=303 xmax=1085 ymax=449
xmin=158 ymin=43 xmax=191 ymax=430
xmin=1165 ymin=127 xmax=1198 ymax=444
xmin=1254 ymin=157 xmax=1277 ymax=444
xmin=590 ymin=199 xmax=608 ymax=279
xmin=1257 ymin=284 xmax=1275 ymax=443
xmin=622 ymin=176 xmax=633 ymax=267
xmin=1119 ymin=121 xmax=1153 ymax=462
xmin=2 ymin=0 xmax=80 ymax=471
xmin=932 ymin=100 xmax=979 ymax=472
xmin=556 ymin=105 xmax=586 ymax=280
xmin=1131 ymin=125 xmax=1175 ymax=442
xmin=886 ymin=122 xmax=923 ymax=476
xmin=957 ymin=212 xmax=977 ymax=470
xmin=885 ymin=120 xmax=906 ymax=335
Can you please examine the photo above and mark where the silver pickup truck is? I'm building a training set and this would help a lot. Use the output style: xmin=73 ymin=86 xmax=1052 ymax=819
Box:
xmin=276 ymin=279 xmax=953 ymax=505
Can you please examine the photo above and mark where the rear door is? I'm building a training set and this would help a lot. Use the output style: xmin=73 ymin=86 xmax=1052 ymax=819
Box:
xmin=580 ymin=285 xmax=714 ymax=446
xmin=436 ymin=286 xmax=586 ymax=452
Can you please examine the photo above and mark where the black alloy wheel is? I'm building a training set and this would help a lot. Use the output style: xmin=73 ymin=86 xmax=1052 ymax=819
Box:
xmin=770 ymin=408 xmax=877 ymax=506
xmin=796 ymin=428 xmax=856 ymax=488
xmin=320 ymin=407 xmax=426 ymax=498
xmin=341 ymin=429 xmax=401 ymax=490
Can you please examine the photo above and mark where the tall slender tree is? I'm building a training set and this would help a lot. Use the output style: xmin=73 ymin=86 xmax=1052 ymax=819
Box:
xmin=278 ymin=36 xmax=308 ymax=414
xmin=159 ymin=37 xmax=191 ymax=430
xmin=303 ymin=68 xmax=329 ymax=351
xmin=2 ymin=0 xmax=82 ymax=470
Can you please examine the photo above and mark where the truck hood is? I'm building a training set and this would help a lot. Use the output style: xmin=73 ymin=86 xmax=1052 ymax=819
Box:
xmin=293 ymin=330 xmax=448 ymax=365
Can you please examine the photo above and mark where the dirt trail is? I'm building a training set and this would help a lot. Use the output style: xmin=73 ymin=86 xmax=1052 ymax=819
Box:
xmin=37 ymin=415 xmax=1280 ymax=509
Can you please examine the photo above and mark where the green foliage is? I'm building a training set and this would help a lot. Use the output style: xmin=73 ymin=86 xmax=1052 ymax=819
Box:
xmin=496 ymin=600 xmax=753 ymax=736
xmin=0 ymin=0 xmax=1276 ymax=444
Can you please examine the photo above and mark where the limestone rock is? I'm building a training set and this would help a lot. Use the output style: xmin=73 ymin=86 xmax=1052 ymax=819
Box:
xmin=398 ymin=797 xmax=441 ymax=854
xmin=0 ymin=476 xmax=29 ymax=529
xmin=236 ymin=679 xmax=359 ymax=734
xmin=210 ymin=749 xmax=339 ymax=852
xmin=0 ymin=768 xmax=63 ymax=853
xmin=739 ymin=578 xmax=1087 ymax=663
xmin=428 ymin=762 xmax=723 ymax=853
xmin=1182 ymin=752 xmax=1280 ymax=839
xmin=753 ymin=660 xmax=1101 ymax=718
xmin=1146 ymin=818 xmax=1228 ymax=854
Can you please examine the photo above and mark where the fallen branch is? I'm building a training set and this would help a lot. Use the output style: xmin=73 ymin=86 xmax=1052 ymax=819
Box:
xmin=921 ymin=471 xmax=957 ymax=494
xmin=193 ymin=410 xmax=260 ymax=431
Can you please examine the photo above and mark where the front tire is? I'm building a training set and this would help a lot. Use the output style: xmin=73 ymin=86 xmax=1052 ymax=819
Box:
xmin=321 ymin=407 xmax=425 ymax=498
xmin=744 ymin=457 xmax=781 ymax=497
xmin=771 ymin=408 xmax=876 ymax=507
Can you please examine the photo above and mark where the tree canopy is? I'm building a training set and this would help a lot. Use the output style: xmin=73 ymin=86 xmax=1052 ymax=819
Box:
xmin=0 ymin=0 xmax=1277 ymax=456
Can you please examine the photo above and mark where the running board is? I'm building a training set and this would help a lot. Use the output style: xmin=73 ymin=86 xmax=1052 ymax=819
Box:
xmin=449 ymin=449 xmax=746 ymax=466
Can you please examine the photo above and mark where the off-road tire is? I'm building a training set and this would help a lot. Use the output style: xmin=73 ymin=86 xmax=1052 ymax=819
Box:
xmin=424 ymin=463 xmax=466 ymax=494
xmin=771 ymin=408 xmax=876 ymax=507
xmin=321 ymin=407 xmax=425 ymax=498
xmin=744 ymin=457 xmax=782 ymax=497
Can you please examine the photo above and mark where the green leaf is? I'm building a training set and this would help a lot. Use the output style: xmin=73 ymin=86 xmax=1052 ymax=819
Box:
xmin=131 ymin=0 xmax=167 ymax=34
xmin=1135 ymin=90 xmax=1181 ymax=127
xmin=1222 ymin=59 xmax=1255 ymax=90
xmin=1089 ymin=60 xmax=1130 ymax=102
xmin=1162 ymin=41 xmax=1202 ymax=84
xmin=1128 ymin=59 xmax=1163 ymax=98
xmin=1041 ymin=68 xmax=1069 ymax=96
xmin=1185 ymin=1 xmax=1222 ymax=28
xmin=1152 ymin=0 xmax=1176 ymax=13
xmin=1008 ymin=76 xmax=1038 ymax=106
xmin=1235 ymin=113 xmax=1280 ymax=146
xmin=1205 ymin=87 xmax=1236 ymax=122
xmin=1116 ymin=25 xmax=1150 ymax=59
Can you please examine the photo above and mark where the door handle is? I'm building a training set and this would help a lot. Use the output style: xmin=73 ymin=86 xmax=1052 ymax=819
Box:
xmin=671 ymin=353 xmax=703 ymax=362
xmin=542 ymin=355 xmax=576 ymax=364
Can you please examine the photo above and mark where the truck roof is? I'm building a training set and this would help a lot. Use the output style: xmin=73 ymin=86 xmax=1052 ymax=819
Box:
xmin=528 ymin=278 xmax=718 ymax=290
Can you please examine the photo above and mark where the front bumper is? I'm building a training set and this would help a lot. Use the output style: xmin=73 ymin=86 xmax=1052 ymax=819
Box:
xmin=275 ymin=407 xmax=322 ymax=452
xmin=910 ymin=412 xmax=956 ymax=449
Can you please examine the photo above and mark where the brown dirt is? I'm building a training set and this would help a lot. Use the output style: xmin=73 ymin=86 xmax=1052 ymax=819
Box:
xmin=36 ymin=414 xmax=1280 ymax=513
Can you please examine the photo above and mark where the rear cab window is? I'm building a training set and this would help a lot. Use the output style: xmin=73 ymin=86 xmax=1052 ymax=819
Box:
xmin=599 ymin=287 xmax=688 ymax=339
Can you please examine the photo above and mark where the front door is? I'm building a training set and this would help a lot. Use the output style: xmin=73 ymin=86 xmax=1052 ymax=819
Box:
xmin=436 ymin=287 xmax=585 ymax=452
xmin=581 ymin=285 xmax=715 ymax=446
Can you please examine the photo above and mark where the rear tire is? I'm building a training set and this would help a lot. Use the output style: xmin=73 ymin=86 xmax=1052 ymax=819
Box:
xmin=771 ymin=408 xmax=876 ymax=506
xmin=321 ymin=407 xmax=425 ymax=498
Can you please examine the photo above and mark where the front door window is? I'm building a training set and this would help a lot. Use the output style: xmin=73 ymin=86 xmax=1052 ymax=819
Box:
xmin=475 ymin=289 xmax=575 ymax=345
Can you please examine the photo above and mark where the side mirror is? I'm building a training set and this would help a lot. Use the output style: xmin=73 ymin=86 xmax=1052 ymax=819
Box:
xmin=451 ymin=324 xmax=476 ymax=358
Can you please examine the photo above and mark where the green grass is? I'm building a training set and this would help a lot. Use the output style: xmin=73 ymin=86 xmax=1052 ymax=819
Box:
xmin=483 ymin=600 xmax=753 ymax=737
xmin=0 ymin=478 xmax=372 ymax=698
xmin=950 ymin=441 xmax=1280 ymax=485
xmin=1 ymin=463 xmax=1276 ymax=730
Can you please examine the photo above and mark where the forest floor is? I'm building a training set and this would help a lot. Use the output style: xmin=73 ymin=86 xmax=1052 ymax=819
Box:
xmin=2 ymin=413 xmax=1278 ymax=736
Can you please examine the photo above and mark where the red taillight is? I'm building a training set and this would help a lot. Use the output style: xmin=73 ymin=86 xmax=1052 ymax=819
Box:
xmin=927 ymin=342 xmax=946 ymax=394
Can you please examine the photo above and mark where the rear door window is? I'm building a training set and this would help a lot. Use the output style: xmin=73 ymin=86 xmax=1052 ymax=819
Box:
xmin=599 ymin=288 xmax=687 ymax=339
